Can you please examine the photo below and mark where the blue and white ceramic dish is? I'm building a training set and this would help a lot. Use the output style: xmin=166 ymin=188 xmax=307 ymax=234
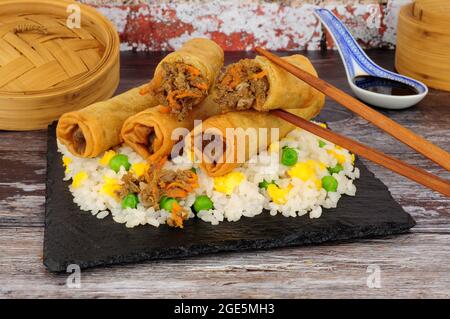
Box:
xmin=315 ymin=8 xmax=428 ymax=109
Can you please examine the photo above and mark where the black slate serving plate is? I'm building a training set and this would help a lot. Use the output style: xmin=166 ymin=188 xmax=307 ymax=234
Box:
xmin=44 ymin=124 xmax=415 ymax=272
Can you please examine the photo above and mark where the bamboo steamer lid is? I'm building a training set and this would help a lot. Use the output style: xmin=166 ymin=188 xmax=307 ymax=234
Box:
xmin=396 ymin=1 xmax=450 ymax=92
xmin=0 ymin=0 xmax=120 ymax=130
xmin=412 ymin=0 xmax=450 ymax=28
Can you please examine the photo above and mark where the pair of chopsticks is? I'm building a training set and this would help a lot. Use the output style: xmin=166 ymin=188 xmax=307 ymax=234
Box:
xmin=255 ymin=48 xmax=450 ymax=197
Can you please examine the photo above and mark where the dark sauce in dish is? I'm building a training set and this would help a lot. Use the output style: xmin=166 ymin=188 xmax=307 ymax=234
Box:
xmin=353 ymin=75 xmax=419 ymax=96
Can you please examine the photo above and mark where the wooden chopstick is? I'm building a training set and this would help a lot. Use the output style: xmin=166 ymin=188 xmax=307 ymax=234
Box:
xmin=271 ymin=109 xmax=450 ymax=197
xmin=256 ymin=47 xmax=450 ymax=172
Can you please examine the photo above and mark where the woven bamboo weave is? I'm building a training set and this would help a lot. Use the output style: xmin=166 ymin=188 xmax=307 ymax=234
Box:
xmin=0 ymin=0 xmax=120 ymax=130
xmin=396 ymin=0 xmax=450 ymax=92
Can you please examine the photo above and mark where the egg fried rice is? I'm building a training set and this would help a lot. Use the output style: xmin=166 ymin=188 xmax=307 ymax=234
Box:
xmin=59 ymin=124 xmax=359 ymax=228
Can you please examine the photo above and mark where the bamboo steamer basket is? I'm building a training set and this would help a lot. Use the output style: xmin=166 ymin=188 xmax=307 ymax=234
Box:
xmin=396 ymin=1 xmax=450 ymax=92
xmin=0 ymin=0 xmax=120 ymax=130
xmin=412 ymin=0 xmax=450 ymax=28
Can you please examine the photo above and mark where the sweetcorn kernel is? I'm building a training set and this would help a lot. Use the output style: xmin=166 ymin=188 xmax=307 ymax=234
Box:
xmin=72 ymin=171 xmax=88 ymax=188
xmin=99 ymin=150 xmax=117 ymax=166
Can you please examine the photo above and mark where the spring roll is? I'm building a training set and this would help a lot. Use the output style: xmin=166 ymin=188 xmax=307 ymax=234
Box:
xmin=215 ymin=54 xmax=323 ymax=112
xmin=57 ymin=86 xmax=159 ymax=158
xmin=144 ymin=38 xmax=224 ymax=120
xmin=121 ymin=94 xmax=222 ymax=164
xmin=190 ymin=101 xmax=324 ymax=177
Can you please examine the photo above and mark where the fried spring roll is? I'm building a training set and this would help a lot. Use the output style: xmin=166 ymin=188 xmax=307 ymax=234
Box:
xmin=57 ymin=86 xmax=159 ymax=158
xmin=144 ymin=38 xmax=224 ymax=120
xmin=215 ymin=55 xmax=324 ymax=112
xmin=190 ymin=102 xmax=324 ymax=177
xmin=121 ymin=94 xmax=222 ymax=164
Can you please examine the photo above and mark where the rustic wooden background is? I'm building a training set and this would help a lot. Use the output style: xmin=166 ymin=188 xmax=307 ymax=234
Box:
xmin=0 ymin=50 xmax=449 ymax=298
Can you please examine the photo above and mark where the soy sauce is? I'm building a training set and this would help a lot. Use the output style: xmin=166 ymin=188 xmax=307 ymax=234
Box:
xmin=353 ymin=75 xmax=418 ymax=96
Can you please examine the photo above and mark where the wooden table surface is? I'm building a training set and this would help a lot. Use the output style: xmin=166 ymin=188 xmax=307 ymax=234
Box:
xmin=0 ymin=50 xmax=449 ymax=299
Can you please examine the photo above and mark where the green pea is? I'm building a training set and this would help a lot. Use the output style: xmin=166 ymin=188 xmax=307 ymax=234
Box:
xmin=322 ymin=175 xmax=338 ymax=192
xmin=258 ymin=179 xmax=276 ymax=189
xmin=281 ymin=147 xmax=298 ymax=166
xmin=328 ymin=164 xmax=344 ymax=174
xmin=160 ymin=196 xmax=177 ymax=211
xmin=193 ymin=195 xmax=214 ymax=213
xmin=159 ymin=195 xmax=168 ymax=204
xmin=191 ymin=167 xmax=197 ymax=173
xmin=109 ymin=154 xmax=131 ymax=173
xmin=121 ymin=193 xmax=139 ymax=209
xmin=318 ymin=140 xmax=326 ymax=148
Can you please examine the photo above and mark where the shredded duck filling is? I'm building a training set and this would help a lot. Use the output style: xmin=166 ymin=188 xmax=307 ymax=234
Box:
xmin=72 ymin=126 xmax=86 ymax=155
xmin=116 ymin=164 xmax=198 ymax=228
xmin=133 ymin=124 xmax=156 ymax=154
xmin=154 ymin=62 xmax=209 ymax=120
xmin=215 ymin=59 xmax=269 ymax=111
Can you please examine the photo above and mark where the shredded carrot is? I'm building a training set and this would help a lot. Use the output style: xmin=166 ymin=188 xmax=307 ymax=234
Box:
xmin=166 ymin=181 xmax=187 ymax=190
xmin=174 ymin=91 xmax=202 ymax=99
xmin=167 ymin=91 xmax=182 ymax=110
xmin=223 ymin=64 xmax=243 ymax=89
xmin=192 ymin=82 xmax=208 ymax=91
xmin=167 ymin=89 xmax=203 ymax=111
xmin=165 ymin=189 xmax=188 ymax=198
xmin=185 ymin=65 xmax=201 ymax=78
xmin=160 ymin=171 xmax=198 ymax=199
xmin=165 ymin=183 xmax=193 ymax=194
xmin=221 ymin=65 xmax=266 ymax=90
xmin=176 ymin=205 xmax=183 ymax=214
xmin=251 ymin=70 xmax=267 ymax=80
xmin=186 ymin=173 xmax=198 ymax=185
xmin=170 ymin=201 xmax=186 ymax=228
xmin=172 ymin=201 xmax=182 ymax=212
xmin=158 ymin=105 xmax=171 ymax=113
xmin=186 ymin=172 xmax=198 ymax=188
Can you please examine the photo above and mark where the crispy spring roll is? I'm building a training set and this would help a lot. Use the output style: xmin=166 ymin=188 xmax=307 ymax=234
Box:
xmin=190 ymin=101 xmax=324 ymax=177
xmin=121 ymin=94 xmax=222 ymax=164
xmin=215 ymin=54 xmax=323 ymax=112
xmin=57 ymin=86 xmax=159 ymax=158
xmin=144 ymin=38 xmax=224 ymax=120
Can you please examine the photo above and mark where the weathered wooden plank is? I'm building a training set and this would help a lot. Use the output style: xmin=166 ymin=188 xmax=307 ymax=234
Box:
xmin=0 ymin=131 xmax=47 ymax=151
xmin=0 ymin=227 xmax=448 ymax=298
xmin=329 ymin=115 xmax=450 ymax=153
xmin=0 ymin=149 xmax=46 ymax=227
